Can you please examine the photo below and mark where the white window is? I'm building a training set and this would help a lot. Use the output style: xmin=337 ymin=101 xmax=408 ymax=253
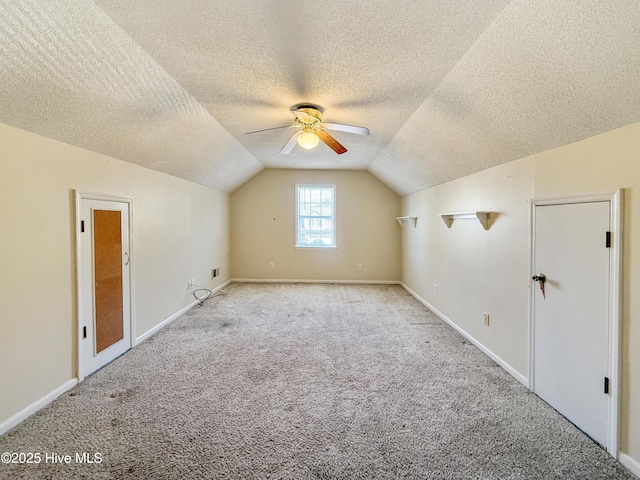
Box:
xmin=296 ymin=185 xmax=336 ymax=248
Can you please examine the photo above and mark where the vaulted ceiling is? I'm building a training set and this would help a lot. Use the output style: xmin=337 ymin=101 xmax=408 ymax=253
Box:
xmin=1 ymin=1 xmax=639 ymax=194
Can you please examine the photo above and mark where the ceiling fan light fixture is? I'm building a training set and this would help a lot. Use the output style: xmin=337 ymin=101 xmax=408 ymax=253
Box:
xmin=247 ymin=104 xmax=366 ymax=155
xmin=298 ymin=131 xmax=319 ymax=149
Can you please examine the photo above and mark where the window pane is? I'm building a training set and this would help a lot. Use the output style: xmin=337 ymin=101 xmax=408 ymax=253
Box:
xmin=310 ymin=203 xmax=322 ymax=216
xmin=296 ymin=185 xmax=335 ymax=248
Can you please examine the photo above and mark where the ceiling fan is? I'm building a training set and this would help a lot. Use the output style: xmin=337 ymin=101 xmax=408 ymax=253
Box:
xmin=244 ymin=103 xmax=370 ymax=155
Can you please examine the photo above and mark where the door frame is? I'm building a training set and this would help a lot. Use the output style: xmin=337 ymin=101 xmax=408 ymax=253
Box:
xmin=528 ymin=190 xmax=623 ymax=456
xmin=75 ymin=191 xmax=135 ymax=381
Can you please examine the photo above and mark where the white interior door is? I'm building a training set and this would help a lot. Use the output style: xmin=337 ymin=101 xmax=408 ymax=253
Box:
xmin=532 ymin=200 xmax=611 ymax=447
xmin=78 ymin=196 xmax=132 ymax=379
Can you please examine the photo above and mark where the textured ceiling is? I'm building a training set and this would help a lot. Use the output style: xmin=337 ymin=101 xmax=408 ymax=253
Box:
xmin=1 ymin=1 xmax=640 ymax=194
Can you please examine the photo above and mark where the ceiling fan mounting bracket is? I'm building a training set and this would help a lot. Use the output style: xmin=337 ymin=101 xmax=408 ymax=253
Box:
xmin=290 ymin=103 xmax=324 ymax=114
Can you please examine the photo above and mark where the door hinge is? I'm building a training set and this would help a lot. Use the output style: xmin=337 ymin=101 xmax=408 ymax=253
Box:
xmin=605 ymin=231 xmax=611 ymax=248
xmin=83 ymin=326 xmax=87 ymax=339
xmin=604 ymin=376 xmax=610 ymax=394
xmin=81 ymin=220 xmax=85 ymax=233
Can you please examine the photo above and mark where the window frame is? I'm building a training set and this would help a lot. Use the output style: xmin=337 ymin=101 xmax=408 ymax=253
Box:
xmin=295 ymin=184 xmax=336 ymax=249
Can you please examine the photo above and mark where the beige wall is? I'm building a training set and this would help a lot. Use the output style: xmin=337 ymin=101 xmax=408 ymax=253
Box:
xmin=401 ymin=122 xmax=640 ymax=465
xmin=402 ymin=158 xmax=534 ymax=377
xmin=0 ymin=123 xmax=229 ymax=425
xmin=231 ymin=169 xmax=401 ymax=282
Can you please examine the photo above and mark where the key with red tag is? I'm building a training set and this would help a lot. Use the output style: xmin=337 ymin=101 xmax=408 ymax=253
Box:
xmin=532 ymin=274 xmax=546 ymax=299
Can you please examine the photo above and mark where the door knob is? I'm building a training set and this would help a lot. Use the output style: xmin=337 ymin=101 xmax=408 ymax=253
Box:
xmin=532 ymin=274 xmax=546 ymax=283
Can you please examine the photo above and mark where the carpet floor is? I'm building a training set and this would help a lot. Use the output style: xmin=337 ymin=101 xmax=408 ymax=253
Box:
xmin=0 ymin=283 xmax=635 ymax=479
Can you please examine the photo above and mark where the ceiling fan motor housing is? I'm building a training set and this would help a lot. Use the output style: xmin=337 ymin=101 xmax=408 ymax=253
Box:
xmin=293 ymin=105 xmax=323 ymax=132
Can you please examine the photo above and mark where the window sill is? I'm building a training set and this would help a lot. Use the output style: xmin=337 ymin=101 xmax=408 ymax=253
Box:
xmin=295 ymin=245 xmax=337 ymax=250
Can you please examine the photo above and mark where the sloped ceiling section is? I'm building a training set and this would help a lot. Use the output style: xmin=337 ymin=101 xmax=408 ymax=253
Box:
xmin=0 ymin=0 xmax=262 ymax=192
xmin=1 ymin=1 xmax=640 ymax=194
xmin=370 ymin=1 xmax=640 ymax=194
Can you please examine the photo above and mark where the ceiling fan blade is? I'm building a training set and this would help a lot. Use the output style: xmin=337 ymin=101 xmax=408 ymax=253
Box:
xmin=316 ymin=130 xmax=347 ymax=155
xmin=322 ymin=122 xmax=370 ymax=135
xmin=244 ymin=125 xmax=292 ymax=135
xmin=279 ymin=130 xmax=303 ymax=154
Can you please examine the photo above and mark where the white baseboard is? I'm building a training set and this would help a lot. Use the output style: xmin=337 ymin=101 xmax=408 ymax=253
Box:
xmin=401 ymin=282 xmax=528 ymax=386
xmin=0 ymin=379 xmax=77 ymax=435
xmin=135 ymin=300 xmax=199 ymax=345
xmin=619 ymin=452 xmax=640 ymax=478
xmin=231 ymin=278 xmax=401 ymax=285
xmin=135 ymin=279 xmax=233 ymax=345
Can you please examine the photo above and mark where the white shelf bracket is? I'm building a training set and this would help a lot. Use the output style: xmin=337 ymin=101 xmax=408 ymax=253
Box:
xmin=395 ymin=216 xmax=418 ymax=227
xmin=439 ymin=211 xmax=492 ymax=230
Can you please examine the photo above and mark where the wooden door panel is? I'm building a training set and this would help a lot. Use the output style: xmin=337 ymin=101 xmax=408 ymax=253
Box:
xmin=93 ymin=210 xmax=124 ymax=353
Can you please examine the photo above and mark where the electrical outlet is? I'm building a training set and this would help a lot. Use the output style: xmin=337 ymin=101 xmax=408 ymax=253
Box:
xmin=211 ymin=267 xmax=220 ymax=279
xmin=188 ymin=279 xmax=195 ymax=288
xmin=357 ymin=263 xmax=363 ymax=270
xmin=434 ymin=284 xmax=438 ymax=294
xmin=484 ymin=313 xmax=490 ymax=326
xmin=269 ymin=262 xmax=275 ymax=269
